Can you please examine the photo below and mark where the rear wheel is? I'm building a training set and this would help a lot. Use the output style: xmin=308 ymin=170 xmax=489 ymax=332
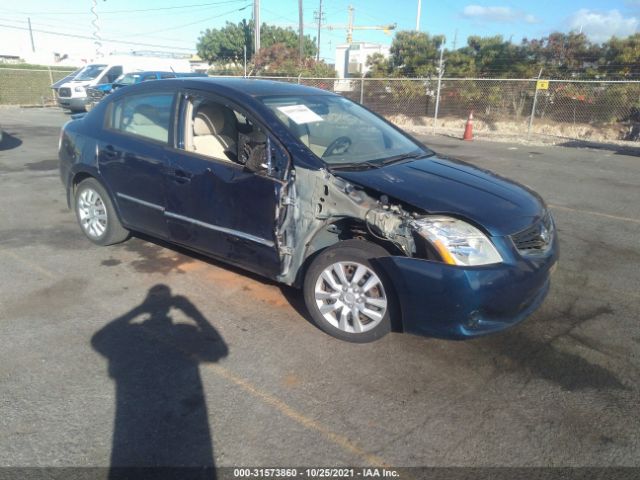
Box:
xmin=303 ymin=240 xmax=395 ymax=343
xmin=74 ymin=178 xmax=129 ymax=246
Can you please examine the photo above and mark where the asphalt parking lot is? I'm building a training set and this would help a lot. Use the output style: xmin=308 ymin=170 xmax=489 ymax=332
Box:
xmin=0 ymin=107 xmax=639 ymax=468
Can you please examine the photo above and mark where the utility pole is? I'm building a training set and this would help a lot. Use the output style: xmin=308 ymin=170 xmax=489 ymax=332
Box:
xmin=253 ymin=0 xmax=260 ymax=55
xmin=346 ymin=5 xmax=354 ymax=44
xmin=433 ymin=42 xmax=445 ymax=133
xmin=27 ymin=17 xmax=35 ymax=52
xmin=415 ymin=0 xmax=421 ymax=31
xmin=298 ymin=0 xmax=304 ymax=61
xmin=314 ymin=0 xmax=324 ymax=62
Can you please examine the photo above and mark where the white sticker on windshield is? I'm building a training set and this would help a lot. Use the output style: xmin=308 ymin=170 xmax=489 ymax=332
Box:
xmin=277 ymin=104 xmax=323 ymax=124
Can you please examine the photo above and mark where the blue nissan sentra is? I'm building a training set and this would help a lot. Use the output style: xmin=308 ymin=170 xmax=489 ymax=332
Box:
xmin=58 ymin=78 xmax=558 ymax=342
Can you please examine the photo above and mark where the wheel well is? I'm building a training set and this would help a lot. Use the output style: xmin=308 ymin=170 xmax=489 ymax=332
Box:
xmin=72 ymin=172 xmax=93 ymax=192
xmin=293 ymin=219 xmax=406 ymax=332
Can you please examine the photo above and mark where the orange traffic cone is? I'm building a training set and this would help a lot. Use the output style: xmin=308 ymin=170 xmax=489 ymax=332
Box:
xmin=463 ymin=111 xmax=474 ymax=141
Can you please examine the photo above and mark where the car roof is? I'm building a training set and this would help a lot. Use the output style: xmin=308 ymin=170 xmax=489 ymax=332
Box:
xmin=158 ymin=77 xmax=335 ymax=97
xmin=123 ymin=71 xmax=174 ymax=76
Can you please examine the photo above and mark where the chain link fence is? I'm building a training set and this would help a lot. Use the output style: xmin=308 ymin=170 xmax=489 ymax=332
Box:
xmin=260 ymin=76 xmax=640 ymax=143
xmin=2 ymin=69 xmax=640 ymax=143
xmin=0 ymin=68 xmax=72 ymax=106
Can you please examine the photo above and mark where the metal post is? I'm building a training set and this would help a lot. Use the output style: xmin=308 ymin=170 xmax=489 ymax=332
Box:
xmin=315 ymin=0 xmax=323 ymax=62
xmin=527 ymin=68 xmax=543 ymax=140
xmin=433 ymin=44 xmax=444 ymax=133
xmin=243 ymin=45 xmax=247 ymax=77
xmin=415 ymin=0 xmax=422 ymax=31
xmin=298 ymin=0 xmax=304 ymax=61
xmin=27 ymin=17 xmax=35 ymax=52
xmin=253 ymin=0 xmax=261 ymax=54
xmin=359 ymin=77 xmax=364 ymax=104
xmin=47 ymin=66 xmax=55 ymax=103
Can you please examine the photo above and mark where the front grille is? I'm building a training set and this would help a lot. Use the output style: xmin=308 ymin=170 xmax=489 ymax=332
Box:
xmin=86 ymin=89 xmax=106 ymax=101
xmin=58 ymin=87 xmax=71 ymax=98
xmin=511 ymin=211 xmax=554 ymax=254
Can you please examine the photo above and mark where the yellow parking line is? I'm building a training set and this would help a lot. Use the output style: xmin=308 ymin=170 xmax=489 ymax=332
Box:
xmin=0 ymin=250 xmax=56 ymax=279
xmin=549 ymin=204 xmax=640 ymax=225
xmin=208 ymin=363 xmax=389 ymax=467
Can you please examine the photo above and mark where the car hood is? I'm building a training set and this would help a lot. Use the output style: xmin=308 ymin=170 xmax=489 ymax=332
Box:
xmin=333 ymin=155 xmax=545 ymax=236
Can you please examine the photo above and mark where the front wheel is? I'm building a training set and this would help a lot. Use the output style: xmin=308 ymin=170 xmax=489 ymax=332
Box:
xmin=303 ymin=240 xmax=395 ymax=343
xmin=74 ymin=178 xmax=129 ymax=246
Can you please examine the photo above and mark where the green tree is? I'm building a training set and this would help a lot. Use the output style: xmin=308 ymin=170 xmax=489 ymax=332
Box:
xmin=253 ymin=43 xmax=334 ymax=77
xmin=365 ymin=52 xmax=392 ymax=78
xmin=260 ymin=24 xmax=317 ymax=57
xmin=197 ymin=20 xmax=252 ymax=66
xmin=197 ymin=21 xmax=317 ymax=66
xmin=602 ymin=33 xmax=640 ymax=78
xmin=388 ymin=31 xmax=445 ymax=77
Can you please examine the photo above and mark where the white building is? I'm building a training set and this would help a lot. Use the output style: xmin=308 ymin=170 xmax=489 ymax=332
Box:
xmin=334 ymin=42 xmax=390 ymax=78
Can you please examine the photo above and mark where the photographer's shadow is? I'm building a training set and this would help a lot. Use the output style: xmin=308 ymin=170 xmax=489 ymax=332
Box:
xmin=92 ymin=284 xmax=228 ymax=477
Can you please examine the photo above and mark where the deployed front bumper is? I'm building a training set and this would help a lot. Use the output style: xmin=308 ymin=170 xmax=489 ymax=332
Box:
xmin=378 ymin=236 xmax=558 ymax=339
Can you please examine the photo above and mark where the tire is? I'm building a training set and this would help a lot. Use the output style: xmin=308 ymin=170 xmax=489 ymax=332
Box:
xmin=303 ymin=240 xmax=396 ymax=343
xmin=74 ymin=178 xmax=129 ymax=246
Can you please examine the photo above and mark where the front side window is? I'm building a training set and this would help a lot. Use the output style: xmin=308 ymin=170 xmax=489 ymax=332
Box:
xmin=114 ymin=73 xmax=142 ymax=86
xmin=182 ymin=97 xmax=287 ymax=178
xmin=75 ymin=64 xmax=107 ymax=81
xmin=261 ymin=94 xmax=430 ymax=166
xmin=109 ymin=92 xmax=174 ymax=143
xmin=100 ymin=66 xmax=123 ymax=84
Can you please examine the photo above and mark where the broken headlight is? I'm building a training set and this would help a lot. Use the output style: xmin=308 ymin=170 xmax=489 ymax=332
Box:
xmin=411 ymin=216 xmax=503 ymax=266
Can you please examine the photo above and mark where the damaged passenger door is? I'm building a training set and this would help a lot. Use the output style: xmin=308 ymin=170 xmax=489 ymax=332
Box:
xmin=165 ymin=91 xmax=289 ymax=278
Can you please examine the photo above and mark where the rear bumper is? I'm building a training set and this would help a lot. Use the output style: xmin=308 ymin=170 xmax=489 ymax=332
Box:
xmin=378 ymin=236 xmax=558 ymax=339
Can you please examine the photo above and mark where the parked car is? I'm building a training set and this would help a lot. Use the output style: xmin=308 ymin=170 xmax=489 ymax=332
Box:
xmin=50 ymin=67 xmax=84 ymax=96
xmin=85 ymin=71 xmax=207 ymax=111
xmin=56 ymin=55 xmax=191 ymax=112
xmin=58 ymin=78 xmax=558 ymax=342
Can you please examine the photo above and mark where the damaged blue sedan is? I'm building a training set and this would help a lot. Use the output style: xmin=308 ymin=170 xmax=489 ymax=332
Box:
xmin=59 ymin=78 xmax=558 ymax=342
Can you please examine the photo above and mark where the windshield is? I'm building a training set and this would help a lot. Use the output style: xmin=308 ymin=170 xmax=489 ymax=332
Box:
xmin=75 ymin=64 xmax=107 ymax=81
xmin=114 ymin=73 xmax=141 ymax=85
xmin=260 ymin=94 xmax=430 ymax=166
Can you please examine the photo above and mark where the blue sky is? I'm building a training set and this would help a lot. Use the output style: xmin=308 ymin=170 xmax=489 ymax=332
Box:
xmin=0 ymin=1 xmax=638 ymax=63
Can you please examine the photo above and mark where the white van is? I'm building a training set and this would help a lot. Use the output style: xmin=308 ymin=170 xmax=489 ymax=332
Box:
xmin=56 ymin=55 xmax=191 ymax=111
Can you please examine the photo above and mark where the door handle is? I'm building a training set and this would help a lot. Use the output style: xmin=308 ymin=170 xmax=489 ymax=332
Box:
xmin=102 ymin=145 xmax=118 ymax=159
xmin=169 ymin=168 xmax=192 ymax=183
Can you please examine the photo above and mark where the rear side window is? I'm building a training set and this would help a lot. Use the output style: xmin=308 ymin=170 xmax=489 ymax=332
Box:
xmin=109 ymin=92 xmax=174 ymax=143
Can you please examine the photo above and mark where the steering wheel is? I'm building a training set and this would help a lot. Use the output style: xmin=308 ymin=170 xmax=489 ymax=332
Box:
xmin=322 ymin=136 xmax=352 ymax=158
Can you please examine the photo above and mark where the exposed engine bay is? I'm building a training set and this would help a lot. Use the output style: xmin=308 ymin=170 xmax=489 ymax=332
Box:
xmin=276 ymin=166 xmax=430 ymax=285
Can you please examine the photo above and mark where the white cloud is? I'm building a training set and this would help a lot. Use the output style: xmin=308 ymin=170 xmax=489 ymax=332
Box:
xmin=462 ymin=5 xmax=539 ymax=24
xmin=567 ymin=9 xmax=638 ymax=42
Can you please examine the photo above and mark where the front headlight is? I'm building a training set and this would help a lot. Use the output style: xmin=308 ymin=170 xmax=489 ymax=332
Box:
xmin=412 ymin=216 xmax=503 ymax=266
xmin=74 ymin=86 xmax=85 ymax=93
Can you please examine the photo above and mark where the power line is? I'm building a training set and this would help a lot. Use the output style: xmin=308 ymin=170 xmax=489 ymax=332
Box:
xmin=0 ymin=23 xmax=195 ymax=52
xmin=133 ymin=3 xmax=251 ymax=36
xmin=0 ymin=16 xmax=196 ymax=46
xmin=0 ymin=1 xmax=248 ymax=17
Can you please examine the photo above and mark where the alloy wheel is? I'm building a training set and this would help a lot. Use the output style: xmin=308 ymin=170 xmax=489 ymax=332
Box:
xmin=314 ymin=261 xmax=388 ymax=334
xmin=77 ymin=187 xmax=108 ymax=239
